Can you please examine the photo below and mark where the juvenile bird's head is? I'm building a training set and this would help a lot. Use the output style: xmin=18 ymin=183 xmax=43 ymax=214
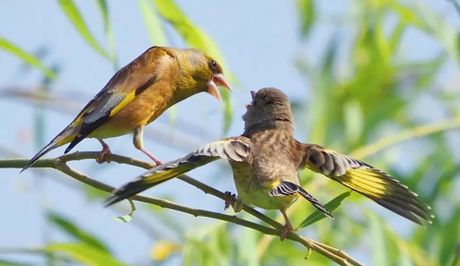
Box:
xmin=242 ymin=87 xmax=294 ymax=133
xmin=175 ymin=48 xmax=232 ymax=101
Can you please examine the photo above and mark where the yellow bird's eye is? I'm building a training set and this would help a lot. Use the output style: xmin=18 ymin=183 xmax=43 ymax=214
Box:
xmin=209 ymin=60 xmax=218 ymax=72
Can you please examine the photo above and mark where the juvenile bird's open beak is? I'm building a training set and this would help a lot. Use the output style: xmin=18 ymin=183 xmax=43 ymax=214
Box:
xmin=207 ymin=74 xmax=232 ymax=101
xmin=245 ymin=90 xmax=256 ymax=109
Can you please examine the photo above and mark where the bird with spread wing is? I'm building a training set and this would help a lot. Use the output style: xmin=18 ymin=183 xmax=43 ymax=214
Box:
xmin=105 ymin=87 xmax=433 ymax=238
xmin=22 ymin=46 xmax=231 ymax=171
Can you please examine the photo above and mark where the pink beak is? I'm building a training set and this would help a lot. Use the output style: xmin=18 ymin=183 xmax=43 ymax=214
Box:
xmin=207 ymin=74 xmax=232 ymax=101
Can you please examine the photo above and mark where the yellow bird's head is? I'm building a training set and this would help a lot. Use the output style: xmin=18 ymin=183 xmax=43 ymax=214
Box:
xmin=175 ymin=48 xmax=232 ymax=101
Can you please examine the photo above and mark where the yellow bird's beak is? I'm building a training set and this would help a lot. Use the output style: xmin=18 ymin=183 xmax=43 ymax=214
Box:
xmin=207 ymin=74 xmax=232 ymax=101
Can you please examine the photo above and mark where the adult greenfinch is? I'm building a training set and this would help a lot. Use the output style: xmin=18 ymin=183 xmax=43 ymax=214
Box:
xmin=22 ymin=46 xmax=231 ymax=171
xmin=105 ymin=88 xmax=432 ymax=239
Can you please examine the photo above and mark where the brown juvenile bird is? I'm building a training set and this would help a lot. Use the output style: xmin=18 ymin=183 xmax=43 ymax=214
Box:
xmin=22 ymin=46 xmax=231 ymax=171
xmin=105 ymin=88 xmax=433 ymax=238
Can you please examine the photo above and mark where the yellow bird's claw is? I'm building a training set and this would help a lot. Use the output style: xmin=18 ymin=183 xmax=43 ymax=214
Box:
xmin=96 ymin=139 xmax=112 ymax=163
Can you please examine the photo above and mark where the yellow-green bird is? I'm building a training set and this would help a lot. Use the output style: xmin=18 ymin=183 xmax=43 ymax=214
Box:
xmin=105 ymin=88 xmax=433 ymax=238
xmin=22 ymin=46 xmax=231 ymax=171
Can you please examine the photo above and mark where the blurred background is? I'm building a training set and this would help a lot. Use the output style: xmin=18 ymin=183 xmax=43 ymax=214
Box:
xmin=1 ymin=0 xmax=460 ymax=265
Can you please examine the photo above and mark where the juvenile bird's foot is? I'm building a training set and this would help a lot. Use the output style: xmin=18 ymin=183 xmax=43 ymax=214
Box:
xmin=96 ymin=139 xmax=112 ymax=163
xmin=279 ymin=209 xmax=293 ymax=241
xmin=279 ymin=222 xmax=293 ymax=241
xmin=223 ymin=191 xmax=243 ymax=212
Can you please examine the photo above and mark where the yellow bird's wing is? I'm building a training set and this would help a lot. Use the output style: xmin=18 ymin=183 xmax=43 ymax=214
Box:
xmin=22 ymin=47 xmax=176 ymax=171
xmin=105 ymin=137 xmax=251 ymax=206
xmin=64 ymin=47 xmax=176 ymax=152
xmin=299 ymin=143 xmax=433 ymax=225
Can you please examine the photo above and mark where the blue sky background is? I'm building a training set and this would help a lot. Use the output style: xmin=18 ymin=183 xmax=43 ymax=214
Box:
xmin=1 ymin=1 xmax=459 ymax=265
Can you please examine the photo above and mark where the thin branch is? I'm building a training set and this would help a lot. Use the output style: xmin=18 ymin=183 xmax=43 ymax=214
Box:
xmin=3 ymin=153 xmax=362 ymax=266
xmin=351 ymin=116 xmax=460 ymax=159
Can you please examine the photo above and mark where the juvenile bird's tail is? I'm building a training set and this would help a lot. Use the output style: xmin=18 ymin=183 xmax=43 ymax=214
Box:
xmin=105 ymin=138 xmax=250 ymax=207
xmin=104 ymin=155 xmax=216 ymax=207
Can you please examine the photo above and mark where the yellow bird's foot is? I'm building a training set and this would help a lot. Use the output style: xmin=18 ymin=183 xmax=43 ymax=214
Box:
xmin=96 ymin=139 xmax=112 ymax=163
xmin=223 ymin=191 xmax=243 ymax=212
xmin=139 ymin=148 xmax=162 ymax=166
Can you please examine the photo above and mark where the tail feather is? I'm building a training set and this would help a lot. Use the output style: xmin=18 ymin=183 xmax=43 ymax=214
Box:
xmin=104 ymin=178 xmax=157 ymax=207
xmin=334 ymin=168 xmax=433 ymax=225
xmin=104 ymin=155 xmax=216 ymax=207
xmin=21 ymin=138 xmax=62 ymax=172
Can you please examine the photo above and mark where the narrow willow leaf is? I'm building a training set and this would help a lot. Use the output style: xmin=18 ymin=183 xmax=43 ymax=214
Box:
xmin=344 ymin=99 xmax=363 ymax=144
xmin=0 ymin=259 xmax=31 ymax=266
xmin=0 ymin=38 xmax=56 ymax=79
xmin=297 ymin=0 xmax=315 ymax=38
xmin=45 ymin=243 xmax=125 ymax=266
xmin=47 ymin=211 xmax=111 ymax=253
xmin=298 ymin=191 xmax=351 ymax=228
xmin=58 ymin=0 xmax=109 ymax=59
xmin=221 ymin=89 xmax=232 ymax=133
xmin=139 ymin=0 xmax=167 ymax=46
xmin=153 ymin=0 xmax=233 ymax=133
xmin=94 ymin=0 xmax=117 ymax=66
xmin=238 ymin=228 xmax=259 ymax=266
xmin=369 ymin=213 xmax=387 ymax=266
xmin=115 ymin=199 xmax=136 ymax=223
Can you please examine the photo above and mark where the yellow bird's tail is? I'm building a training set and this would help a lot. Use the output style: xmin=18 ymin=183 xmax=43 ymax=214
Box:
xmin=332 ymin=167 xmax=433 ymax=225
xmin=21 ymin=130 xmax=73 ymax=172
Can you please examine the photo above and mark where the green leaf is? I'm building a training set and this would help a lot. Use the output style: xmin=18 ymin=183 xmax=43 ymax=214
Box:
xmin=298 ymin=191 xmax=351 ymax=228
xmin=221 ymin=89 xmax=233 ymax=133
xmin=238 ymin=228 xmax=259 ymax=266
xmin=297 ymin=0 xmax=315 ymax=38
xmin=344 ymin=99 xmax=363 ymax=144
xmin=94 ymin=0 xmax=117 ymax=65
xmin=115 ymin=199 xmax=136 ymax=223
xmin=369 ymin=213 xmax=387 ymax=266
xmin=0 ymin=259 xmax=32 ymax=266
xmin=58 ymin=0 xmax=110 ymax=60
xmin=153 ymin=0 xmax=233 ymax=133
xmin=139 ymin=0 xmax=167 ymax=46
xmin=0 ymin=38 xmax=57 ymax=80
xmin=45 ymin=243 xmax=125 ymax=266
xmin=47 ymin=211 xmax=111 ymax=253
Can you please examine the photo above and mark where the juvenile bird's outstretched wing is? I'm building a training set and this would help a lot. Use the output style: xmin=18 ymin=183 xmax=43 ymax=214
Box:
xmin=105 ymin=137 xmax=251 ymax=207
xmin=299 ymin=143 xmax=433 ymax=225
xmin=22 ymin=47 xmax=176 ymax=171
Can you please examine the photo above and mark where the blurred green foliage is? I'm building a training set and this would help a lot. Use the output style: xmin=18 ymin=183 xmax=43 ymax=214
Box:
xmin=1 ymin=0 xmax=460 ymax=265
